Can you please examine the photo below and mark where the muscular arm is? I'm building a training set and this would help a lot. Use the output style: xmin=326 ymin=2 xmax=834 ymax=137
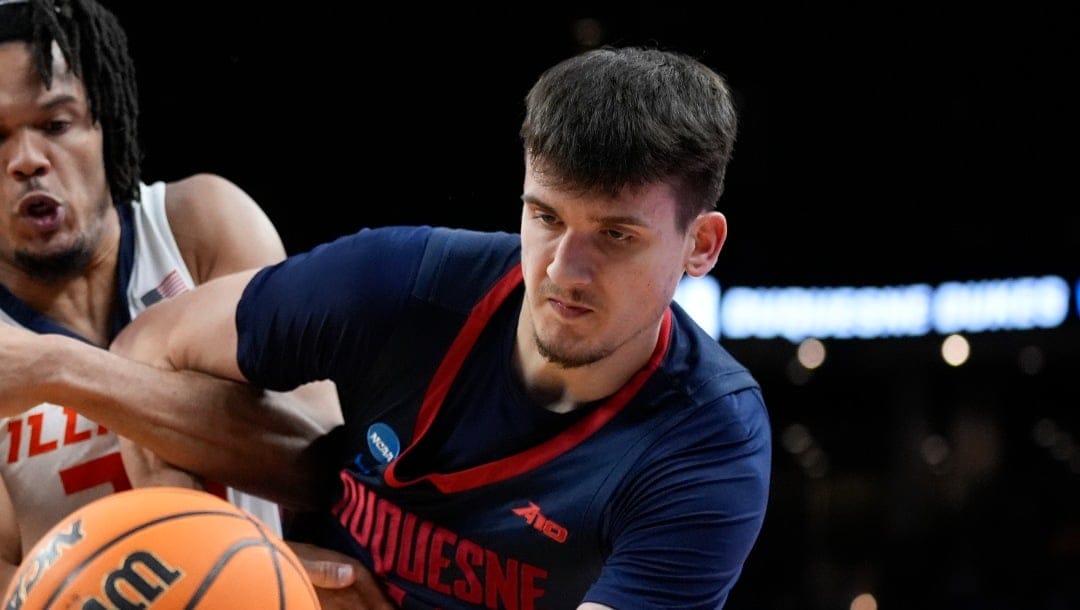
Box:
xmin=116 ymin=174 xmax=343 ymax=505
xmin=0 ymin=295 xmax=338 ymax=510
xmin=116 ymin=283 xmax=343 ymax=510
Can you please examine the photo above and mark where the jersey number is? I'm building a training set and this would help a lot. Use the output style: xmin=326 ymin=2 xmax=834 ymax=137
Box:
xmin=59 ymin=452 xmax=132 ymax=495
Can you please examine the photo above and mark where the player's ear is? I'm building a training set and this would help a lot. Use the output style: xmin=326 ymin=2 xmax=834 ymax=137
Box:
xmin=684 ymin=211 xmax=727 ymax=278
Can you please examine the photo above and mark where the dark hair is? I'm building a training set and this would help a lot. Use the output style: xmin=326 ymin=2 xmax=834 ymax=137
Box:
xmin=0 ymin=0 xmax=140 ymax=205
xmin=520 ymin=46 xmax=737 ymax=231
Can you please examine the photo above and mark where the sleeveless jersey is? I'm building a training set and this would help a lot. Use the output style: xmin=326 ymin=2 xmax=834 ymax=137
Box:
xmin=0 ymin=181 xmax=281 ymax=552
xmin=237 ymin=227 xmax=772 ymax=609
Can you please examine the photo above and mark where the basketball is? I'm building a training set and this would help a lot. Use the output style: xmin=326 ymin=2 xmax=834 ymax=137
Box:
xmin=2 ymin=487 xmax=320 ymax=609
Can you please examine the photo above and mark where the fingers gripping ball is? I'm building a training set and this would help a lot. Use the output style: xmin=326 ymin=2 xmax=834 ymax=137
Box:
xmin=2 ymin=487 xmax=320 ymax=609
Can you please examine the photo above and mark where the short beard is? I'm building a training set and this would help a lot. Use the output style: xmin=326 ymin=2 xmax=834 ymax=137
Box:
xmin=14 ymin=239 xmax=95 ymax=284
xmin=534 ymin=332 xmax=610 ymax=369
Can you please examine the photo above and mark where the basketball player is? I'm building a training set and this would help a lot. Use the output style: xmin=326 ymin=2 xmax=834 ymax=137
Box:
xmin=3 ymin=45 xmax=772 ymax=608
xmin=0 ymin=0 xmax=318 ymax=591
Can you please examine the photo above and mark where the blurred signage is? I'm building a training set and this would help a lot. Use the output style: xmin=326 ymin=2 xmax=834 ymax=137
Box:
xmin=675 ymin=275 xmax=1071 ymax=341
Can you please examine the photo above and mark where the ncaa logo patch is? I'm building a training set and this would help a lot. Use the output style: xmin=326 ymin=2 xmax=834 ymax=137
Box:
xmin=366 ymin=423 xmax=400 ymax=465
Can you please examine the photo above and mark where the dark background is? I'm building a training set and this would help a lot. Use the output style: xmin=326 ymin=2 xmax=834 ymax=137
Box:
xmin=110 ymin=2 xmax=1079 ymax=608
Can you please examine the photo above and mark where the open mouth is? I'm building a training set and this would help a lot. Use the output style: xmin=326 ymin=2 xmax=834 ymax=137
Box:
xmin=18 ymin=194 xmax=65 ymax=233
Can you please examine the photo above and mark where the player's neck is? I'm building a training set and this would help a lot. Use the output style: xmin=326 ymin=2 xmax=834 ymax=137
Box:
xmin=513 ymin=308 xmax=660 ymax=412
xmin=0 ymin=219 xmax=122 ymax=346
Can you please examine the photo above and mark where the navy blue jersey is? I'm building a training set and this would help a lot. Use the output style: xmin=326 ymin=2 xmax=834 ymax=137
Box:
xmin=236 ymin=226 xmax=771 ymax=610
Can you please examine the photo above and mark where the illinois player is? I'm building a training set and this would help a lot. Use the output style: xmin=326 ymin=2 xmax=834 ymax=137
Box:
xmin=0 ymin=0 xmax=302 ymax=590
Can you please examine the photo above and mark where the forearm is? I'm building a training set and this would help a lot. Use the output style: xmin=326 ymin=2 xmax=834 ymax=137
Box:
xmin=43 ymin=335 xmax=338 ymax=509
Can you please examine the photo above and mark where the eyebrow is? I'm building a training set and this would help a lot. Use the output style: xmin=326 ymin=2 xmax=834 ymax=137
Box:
xmin=39 ymin=93 xmax=80 ymax=111
xmin=521 ymin=194 xmax=650 ymax=227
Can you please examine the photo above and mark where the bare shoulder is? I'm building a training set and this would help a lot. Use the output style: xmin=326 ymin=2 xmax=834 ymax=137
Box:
xmin=163 ymin=173 xmax=286 ymax=283
xmin=163 ymin=173 xmax=257 ymax=227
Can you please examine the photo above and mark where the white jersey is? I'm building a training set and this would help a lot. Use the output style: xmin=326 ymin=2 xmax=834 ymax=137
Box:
xmin=0 ymin=181 xmax=281 ymax=551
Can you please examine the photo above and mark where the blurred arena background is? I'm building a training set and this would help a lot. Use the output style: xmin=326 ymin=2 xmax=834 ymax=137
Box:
xmin=111 ymin=2 xmax=1079 ymax=608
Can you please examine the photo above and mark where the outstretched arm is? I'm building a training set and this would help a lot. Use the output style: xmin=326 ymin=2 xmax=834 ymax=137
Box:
xmin=112 ymin=174 xmax=344 ymax=507
xmin=0 ymin=273 xmax=341 ymax=510
xmin=108 ymin=270 xmax=345 ymax=509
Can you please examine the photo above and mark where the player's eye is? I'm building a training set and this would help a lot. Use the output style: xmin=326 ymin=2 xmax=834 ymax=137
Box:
xmin=603 ymin=228 xmax=633 ymax=242
xmin=43 ymin=120 xmax=71 ymax=135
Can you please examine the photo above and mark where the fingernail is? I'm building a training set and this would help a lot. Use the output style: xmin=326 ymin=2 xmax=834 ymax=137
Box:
xmin=336 ymin=564 xmax=354 ymax=582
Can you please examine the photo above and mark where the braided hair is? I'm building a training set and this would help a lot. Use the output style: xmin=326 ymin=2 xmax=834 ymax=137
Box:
xmin=1 ymin=0 xmax=141 ymax=205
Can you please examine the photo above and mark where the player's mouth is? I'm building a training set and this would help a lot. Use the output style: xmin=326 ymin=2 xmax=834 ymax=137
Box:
xmin=17 ymin=192 xmax=66 ymax=234
xmin=547 ymin=298 xmax=593 ymax=319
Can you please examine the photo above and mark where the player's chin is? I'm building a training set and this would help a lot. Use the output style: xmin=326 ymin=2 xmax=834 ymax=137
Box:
xmin=536 ymin=334 xmax=610 ymax=369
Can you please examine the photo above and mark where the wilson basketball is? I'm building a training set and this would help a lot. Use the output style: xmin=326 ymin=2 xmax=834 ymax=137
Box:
xmin=2 ymin=487 xmax=320 ymax=609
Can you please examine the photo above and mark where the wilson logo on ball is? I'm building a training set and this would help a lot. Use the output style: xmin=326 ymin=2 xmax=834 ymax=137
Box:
xmin=81 ymin=551 xmax=183 ymax=610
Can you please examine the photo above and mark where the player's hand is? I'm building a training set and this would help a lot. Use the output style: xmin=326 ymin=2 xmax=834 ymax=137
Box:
xmin=287 ymin=541 xmax=397 ymax=609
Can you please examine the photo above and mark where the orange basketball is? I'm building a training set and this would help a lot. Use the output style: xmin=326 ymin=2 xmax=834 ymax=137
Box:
xmin=2 ymin=487 xmax=320 ymax=609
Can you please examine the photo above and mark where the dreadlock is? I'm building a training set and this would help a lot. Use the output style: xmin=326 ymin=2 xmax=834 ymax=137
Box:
xmin=17 ymin=0 xmax=141 ymax=205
